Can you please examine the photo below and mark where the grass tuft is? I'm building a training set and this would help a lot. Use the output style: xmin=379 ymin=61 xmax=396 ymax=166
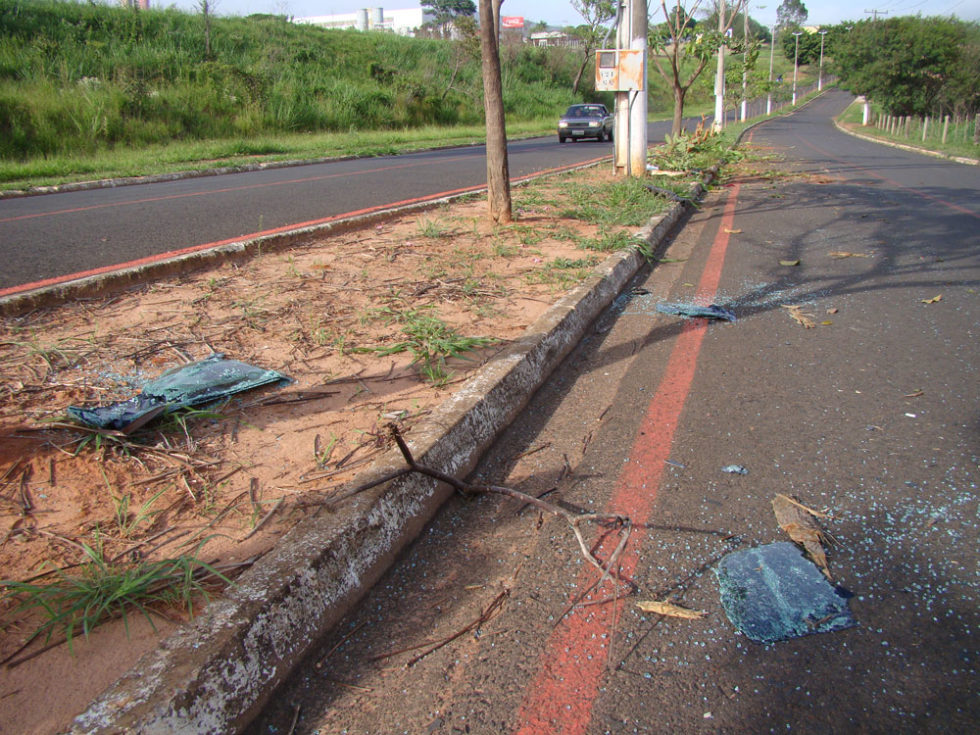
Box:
xmin=0 ymin=538 xmax=232 ymax=655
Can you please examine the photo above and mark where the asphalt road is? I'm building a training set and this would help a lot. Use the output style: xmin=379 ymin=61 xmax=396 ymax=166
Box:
xmin=0 ymin=120 xmax=692 ymax=293
xmin=248 ymin=89 xmax=980 ymax=734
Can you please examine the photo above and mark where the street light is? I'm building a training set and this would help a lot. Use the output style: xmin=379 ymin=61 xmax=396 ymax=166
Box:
xmin=792 ymin=31 xmax=802 ymax=105
xmin=818 ymin=30 xmax=828 ymax=91
xmin=766 ymin=23 xmax=776 ymax=114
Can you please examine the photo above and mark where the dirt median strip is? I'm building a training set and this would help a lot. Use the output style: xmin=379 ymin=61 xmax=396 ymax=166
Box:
xmin=41 ymin=171 xmax=711 ymax=734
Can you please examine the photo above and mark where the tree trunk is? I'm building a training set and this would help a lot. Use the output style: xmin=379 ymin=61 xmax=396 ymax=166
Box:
xmin=572 ymin=50 xmax=590 ymax=95
xmin=672 ymin=85 xmax=687 ymax=136
xmin=479 ymin=0 xmax=512 ymax=224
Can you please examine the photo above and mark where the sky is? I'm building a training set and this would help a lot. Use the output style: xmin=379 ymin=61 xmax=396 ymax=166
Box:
xmin=161 ymin=0 xmax=980 ymax=29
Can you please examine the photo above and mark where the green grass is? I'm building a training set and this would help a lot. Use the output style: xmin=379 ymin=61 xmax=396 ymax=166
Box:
xmin=560 ymin=177 xmax=675 ymax=226
xmin=0 ymin=538 xmax=231 ymax=653
xmin=366 ymin=307 xmax=497 ymax=386
xmin=526 ymin=256 xmax=600 ymax=289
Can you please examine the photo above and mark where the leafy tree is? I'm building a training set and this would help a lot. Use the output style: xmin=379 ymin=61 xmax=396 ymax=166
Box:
xmin=648 ymin=0 xmax=744 ymax=135
xmin=781 ymin=27 xmax=822 ymax=65
xmin=775 ymin=0 xmax=806 ymax=30
xmin=832 ymin=16 xmax=980 ymax=116
xmin=566 ymin=0 xmax=615 ymax=94
xmin=423 ymin=0 xmax=477 ymax=38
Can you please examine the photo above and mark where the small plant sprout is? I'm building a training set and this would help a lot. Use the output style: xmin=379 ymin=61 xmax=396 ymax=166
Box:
xmin=369 ymin=309 xmax=496 ymax=386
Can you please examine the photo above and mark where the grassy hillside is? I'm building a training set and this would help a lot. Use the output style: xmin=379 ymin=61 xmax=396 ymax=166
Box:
xmin=0 ymin=0 xmax=592 ymax=160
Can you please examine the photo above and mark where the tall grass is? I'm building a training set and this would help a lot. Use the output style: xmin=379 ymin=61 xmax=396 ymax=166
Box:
xmin=0 ymin=0 xmax=588 ymax=161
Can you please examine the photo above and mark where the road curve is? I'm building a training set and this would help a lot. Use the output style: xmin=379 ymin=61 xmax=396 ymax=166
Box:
xmin=0 ymin=121 xmax=687 ymax=293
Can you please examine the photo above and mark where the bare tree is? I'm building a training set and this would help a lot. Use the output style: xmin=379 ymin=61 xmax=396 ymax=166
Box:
xmin=568 ymin=0 xmax=616 ymax=94
xmin=479 ymin=0 xmax=512 ymax=223
xmin=649 ymin=1 xmax=742 ymax=135
xmin=199 ymin=0 xmax=217 ymax=60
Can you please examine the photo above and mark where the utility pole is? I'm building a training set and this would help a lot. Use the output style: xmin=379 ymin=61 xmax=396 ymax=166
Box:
xmin=864 ymin=8 xmax=889 ymax=21
xmin=741 ymin=2 xmax=750 ymax=121
xmin=766 ymin=23 xmax=776 ymax=115
xmin=791 ymin=30 xmax=802 ymax=105
xmin=818 ymin=30 xmax=827 ymax=91
xmin=613 ymin=0 xmax=648 ymax=177
xmin=712 ymin=1 xmax=726 ymax=132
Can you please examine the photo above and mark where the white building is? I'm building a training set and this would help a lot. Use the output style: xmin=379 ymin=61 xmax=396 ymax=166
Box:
xmin=295 ymin=7 xmax=435 ymax=37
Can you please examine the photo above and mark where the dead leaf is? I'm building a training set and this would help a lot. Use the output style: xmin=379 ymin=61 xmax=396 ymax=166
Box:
xmin=781 ymin=304 xmax=816 ymax=329
xmin=637 ymin=600 xmax=707 ymax=620
xmin=772 ymin=494 xmax=832 ymax=580
xmin=820 ymin=320 xmax=833 ymax=326
xmin=826 ymin=308 xmax=838 ymax=314
xmin=904 ymin=390 xmax=924 ymax=398
xmin=724 ymin=228 xmax=742 ymax=234
xmin=921 ymin=294 xmax=942 ymax=304
xmin=829 ymin=251 xmax=871 ymax=259
xmin=779 ymin=259 xmax=801 ymax=267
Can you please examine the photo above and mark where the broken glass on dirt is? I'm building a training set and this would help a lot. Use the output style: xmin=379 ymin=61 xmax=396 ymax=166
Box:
xmin=67 ymin=354 xmax=288 ymax=432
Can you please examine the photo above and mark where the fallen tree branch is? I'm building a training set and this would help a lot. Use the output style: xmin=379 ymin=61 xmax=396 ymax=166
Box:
xmin=385 ymin=424 xmax=630 ymax=576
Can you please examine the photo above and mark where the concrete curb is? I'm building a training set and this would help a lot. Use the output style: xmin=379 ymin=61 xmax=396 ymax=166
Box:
xmin=833 ymin=118 xmax=979 ymax=167
xmin=67 ymin=172 xmax=712 ymax=734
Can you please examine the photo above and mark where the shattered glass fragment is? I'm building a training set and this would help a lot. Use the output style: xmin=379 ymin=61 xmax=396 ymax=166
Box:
xmin=714 ymin=542 xmax=856 ymax=644
xmin=655 ymin=303 xmax=736 ymax=321
xmin=68 ymin=354 xmax=288 ymax=431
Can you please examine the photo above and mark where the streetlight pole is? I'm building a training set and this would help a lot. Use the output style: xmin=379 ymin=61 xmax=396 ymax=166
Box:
xmin=766 ymin=23 xmax=776 ymax=114
xmin=792 ymin=31 xmax=802 ymax=105
xmin=818 ymin=30 xmax=827 ymax=91
xmin=713 ymin=1 xmax=726 ymax=132
xmin=741 ymin=2 xmax=750 ymax=122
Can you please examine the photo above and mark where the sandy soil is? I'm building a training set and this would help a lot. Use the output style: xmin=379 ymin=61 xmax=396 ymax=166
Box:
xmin=0 ymin=165 xmax=659 ymax=733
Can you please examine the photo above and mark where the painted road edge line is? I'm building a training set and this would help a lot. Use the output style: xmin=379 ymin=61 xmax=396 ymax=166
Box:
xmin=67 ymin=173 xmax=713 ymax=735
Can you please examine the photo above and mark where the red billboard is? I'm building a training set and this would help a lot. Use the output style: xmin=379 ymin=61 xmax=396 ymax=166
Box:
xmin=501 ymin=16 xmax=525 ymax=29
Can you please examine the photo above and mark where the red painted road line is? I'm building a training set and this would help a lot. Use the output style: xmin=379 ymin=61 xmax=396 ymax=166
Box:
xmin=514 ymin=183 xmax=741 ymax=735
xmin=0 ymin=157 xmax=608 ymax=299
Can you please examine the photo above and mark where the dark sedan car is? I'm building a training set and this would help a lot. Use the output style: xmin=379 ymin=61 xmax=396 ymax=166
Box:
xmin=558 ymin=104 xmax=614 ymax=143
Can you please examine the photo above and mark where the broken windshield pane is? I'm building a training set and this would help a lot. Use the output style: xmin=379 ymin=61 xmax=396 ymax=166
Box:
xmin=68 ymin=354 xmax=288 ymax=432
xmin=714 ymin=542 xmax=856 ymax=644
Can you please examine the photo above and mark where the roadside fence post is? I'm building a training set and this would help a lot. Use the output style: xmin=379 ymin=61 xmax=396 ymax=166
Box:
xmin=942 ymin=115 xmax=950 ymax=144
xmin=974 ymin=113 xmax=979 ymax=145
xmin=923 ymin=116 xmax=929 ymax=142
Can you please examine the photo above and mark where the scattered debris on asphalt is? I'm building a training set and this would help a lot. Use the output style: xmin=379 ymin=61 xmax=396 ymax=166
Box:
xmin=714 ymin=542 xmax=856 ymax=643
xmin=721 ymin=464 xmax=748 ymax=475
xmin=67 ymin=354 xmax=288 ymax=431
xmin=772 ymin=493 xmax=833 ymax=580
xmin=779 ymin=259 xmax=801 ymax=267
xmin=781 ymin=303 xmax=816 ymax=328
xmin=921 ymin=294 xmax=943 ymax=304
xmin=829 ymin=251 xmax=871 ymax=258
xmin=656 ymin=302 xmax=736 ymax=321
xmin=636 ymin=600 xmax=707 ymax=619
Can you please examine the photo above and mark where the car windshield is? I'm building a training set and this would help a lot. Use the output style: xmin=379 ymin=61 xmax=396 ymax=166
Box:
xmin=565 ymin=105 xmax=604 ymax=117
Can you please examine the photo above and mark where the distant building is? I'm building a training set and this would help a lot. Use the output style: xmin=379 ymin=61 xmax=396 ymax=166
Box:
xmin=295 ymin=8 xmax=435 ymax=37
xmin=529 ymin=30 xmax=579 ymax=47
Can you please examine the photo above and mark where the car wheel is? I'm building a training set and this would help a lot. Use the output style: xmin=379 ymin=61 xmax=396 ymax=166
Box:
xmin=607 ymin=128 xmax=614 ymax=142
xmin=559 ymin=135 xmax=567 ymax=143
